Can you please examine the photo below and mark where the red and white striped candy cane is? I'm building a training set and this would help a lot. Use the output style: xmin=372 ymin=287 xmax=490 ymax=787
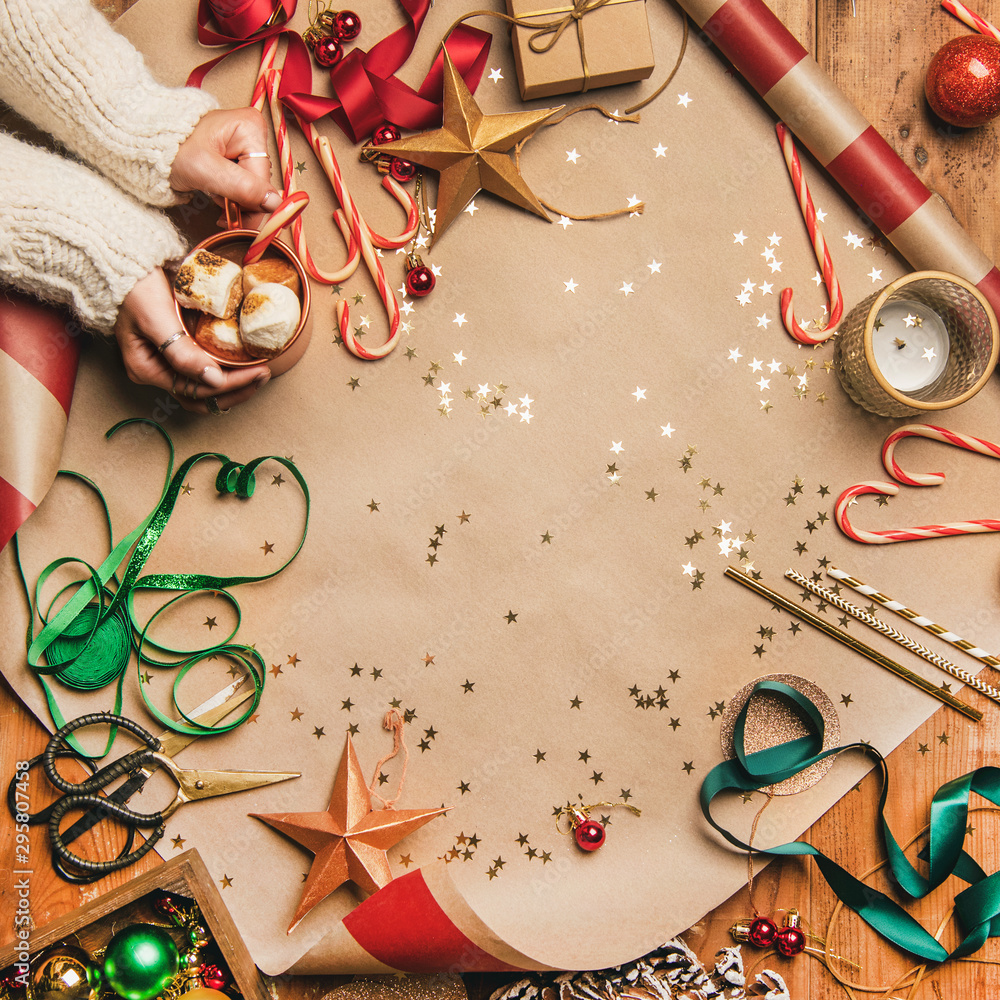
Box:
xmin=882 ymin=423 xmax=1000 ymax=486
xmin=775 ymin=122 xmax=844 ymax=345
xmin=313 ymin=134 xmax=401 ymax=359
xmin=251 ymin=34 xmax=280 ymax=112
xmin=243 ymin=190 xmax=309 ymax=265
xmin=942 ymin=0 xmax=1000 ymax=40
xmin=835 ymin=480 xmax=1000 ymax=543
xmin=263 ymin=68 xmax=363 ymax=284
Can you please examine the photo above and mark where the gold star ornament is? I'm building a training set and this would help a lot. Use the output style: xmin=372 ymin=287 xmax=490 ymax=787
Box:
xmin=251 ymin=734 xmax=447 ymax=932
xmin=375 ymin=50 xmax=563 ymax=243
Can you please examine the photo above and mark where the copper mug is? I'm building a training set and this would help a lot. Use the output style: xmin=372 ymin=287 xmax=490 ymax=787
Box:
xmin=173 ymin=200 xmax=312 ymax=376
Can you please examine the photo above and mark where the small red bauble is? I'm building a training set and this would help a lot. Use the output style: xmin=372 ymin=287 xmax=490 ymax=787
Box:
xmin=312 ymin=35 xmax=343 ymax=68
xmin=199 ymin=966 xmax=228 ymax=992
xmin=747 ymin=915 xmax=779 ymax=948
xmin=405 ymin=264 xmax=435 ymax=297
xmin=925 ymin=35 xmax=1000 ymax=127
xmin=574 ymin=819 xmax=606 ymax=851
xmin=332 ymin=10 xmax=362 ymax=41
xmin=372 ymin=123 xmax=402 ymax=146
xmin=389 ymin=158 xmax=416 ymax=183
xmin=775 ymin=926 xmax=806 ymax=957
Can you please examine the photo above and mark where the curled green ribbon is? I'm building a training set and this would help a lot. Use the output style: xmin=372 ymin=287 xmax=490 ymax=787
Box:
xmin=14 ymin=419 xmax=309 ymax=753
xmin=701 ymin=680 xmax=1000 ymax=962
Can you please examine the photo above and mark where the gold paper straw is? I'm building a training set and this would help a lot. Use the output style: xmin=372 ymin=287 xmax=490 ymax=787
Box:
xmin=724 ymin=567 xmax=982 ymax=722
xmin=829 ymin=567 xmax=1000 ymax=671
xmin=785 ymin=568 xmax=1000 ymax=707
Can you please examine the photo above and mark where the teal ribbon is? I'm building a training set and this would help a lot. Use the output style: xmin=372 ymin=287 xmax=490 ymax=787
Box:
xmin=14 ymin=419 xmax=309 ymax=752
xmin=701 ymin=681 xmax=1000 ymax=962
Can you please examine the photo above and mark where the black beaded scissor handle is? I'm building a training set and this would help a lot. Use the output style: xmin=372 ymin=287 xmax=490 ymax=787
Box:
xmin=43 ymin=713 xmax=167 ymax=876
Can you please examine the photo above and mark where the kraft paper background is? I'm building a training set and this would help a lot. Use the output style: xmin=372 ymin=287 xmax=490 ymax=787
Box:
xmin=4 ymin=0 xmax=1000 ymax=976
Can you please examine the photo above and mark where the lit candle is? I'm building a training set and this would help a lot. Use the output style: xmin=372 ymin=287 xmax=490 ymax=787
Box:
xmin=869 ymin=299 xmax=950 ymax=392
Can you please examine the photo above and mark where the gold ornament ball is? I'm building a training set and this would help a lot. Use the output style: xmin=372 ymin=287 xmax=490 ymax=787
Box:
xmin=29 ymin=946 xmax=102 ymax=1000
xmin=178 ymin=989 xmax=229 ymax=1000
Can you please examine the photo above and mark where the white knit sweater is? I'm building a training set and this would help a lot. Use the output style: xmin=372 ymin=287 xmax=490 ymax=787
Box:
xmin=0 ymin=0 xmax=219 ymax=331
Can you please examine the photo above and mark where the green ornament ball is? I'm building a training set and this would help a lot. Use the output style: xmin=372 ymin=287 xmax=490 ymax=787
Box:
xmin=102 ymin=925 xmax=179 ymax=1000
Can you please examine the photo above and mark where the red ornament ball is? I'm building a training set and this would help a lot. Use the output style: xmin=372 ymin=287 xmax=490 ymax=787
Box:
xmin=372 ymin=123 xmax=402 ymax=146
xmin=405 ymin=265 xmax=435 ymax=297
xmin=312 ymin=35 xmax=343 ymax=68
xmin=198 ymin=967 xmax=227 ymax=993
xmin=389 ymin=158 xmax=416 ymax=182
xmin=925 ymin=35 xmax=1000 ymax=127
xmin=574 ymin=819 xmax=606 ymax=851
xmin=775 ymin=926 xmax=806 ymax=957
xmin=332 ymin=10 xmax=362 ymax=41
xmin=747 ymin=916 xmax=779 ymax=949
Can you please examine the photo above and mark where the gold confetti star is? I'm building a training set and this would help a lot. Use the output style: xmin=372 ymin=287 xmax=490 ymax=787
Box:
xmin=505 ymin=610 xmax=518 ymax=623
xmin=368 ymin=499 xmax=380 ymax=512
xmin=261 ymin=540 xmax=275 ymax=555
xmin=181 ymin=483 xmax=193 ymax=495
xmin=347 ymin=376 xmax=360 ymax=390
xmin=290 ymin=708 xmax=304 ymax=721
xmin=541 ymin=531 xmax=553 ymax=543
xmin=220 ymin=874 xmax=233 ymax=888
xmin=204 ymin=617 xmax=217 ymax=630
xmin=399 ymin=854 xmax=413 ymax=868
xmin=171 ymin=835 xmax=185 ymax=849
xmin=457 ymin=511 xmax=471 ymax=523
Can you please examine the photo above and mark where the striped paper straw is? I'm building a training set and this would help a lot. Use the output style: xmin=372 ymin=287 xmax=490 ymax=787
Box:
xmin=724 ymin=568 xmax=982 ymax=721
xmin=828 ymin=567 xmax=1000 ymax=672
xmin=786 ymin=568 xmax=1000 ymax=705
xmin=674 ymin=0 xmax=1000 ymax=319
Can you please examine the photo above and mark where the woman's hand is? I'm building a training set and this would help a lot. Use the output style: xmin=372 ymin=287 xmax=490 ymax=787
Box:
xmin=114 ymin=269 xmax=270 ymax=415
xmin=170 ymin=107 xmax=281 ymax=229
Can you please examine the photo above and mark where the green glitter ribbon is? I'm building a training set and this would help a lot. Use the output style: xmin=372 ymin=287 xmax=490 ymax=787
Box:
xmin=14 ymin=419 xmax=309 ymax=752
xmin=701 ymin=680 xmax=1000 ymax=962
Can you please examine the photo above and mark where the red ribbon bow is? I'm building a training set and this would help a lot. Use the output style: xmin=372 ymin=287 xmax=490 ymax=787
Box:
xmin=188 ymin=0 xmax=491 ymax=144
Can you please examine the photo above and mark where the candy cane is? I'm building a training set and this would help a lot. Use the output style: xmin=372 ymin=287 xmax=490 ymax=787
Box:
xmin=835 ymin=480 xmax=1000 ymax=543
xmin=775 ymin=122 xmax=844 ymax=345
xmin=942 ymin=0 xmax=1000 ymax=40
xmin=314 ymin=134 xmax=401 ymax=359
xmin=251 ymin=34 xmax=280 ymax=112
xmin=243 ymin=190 xmax=310 ymax=265
xmin=882 ymin=423 xmax=1000 ymax=486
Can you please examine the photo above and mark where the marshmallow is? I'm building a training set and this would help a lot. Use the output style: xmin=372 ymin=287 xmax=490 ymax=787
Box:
xmin=243 ymin=258 xmax=301 ymax=298
xmin=194 ymin=314 xmax=253 ymax=363
xmin=239 ymin=282 xmax=301 ymax=359
xmin=173 ymin=249 xmax=243 ymax=319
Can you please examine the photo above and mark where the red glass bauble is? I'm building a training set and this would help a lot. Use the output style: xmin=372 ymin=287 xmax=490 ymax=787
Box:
xmin=389 ymin=158 xmax=416 ymax=183
xmin=747 ymin=916 xmax=779 ymax=948
xmin=775 ymin=926 xmax=806 ymax=957
xmin=925 ymin=35 xmax=1000 ymax=127
xmin=199 ymin=967 xmax=227 ymax=993
xmin=372 ymin=123 xmax=402 ymax=146
xmin=313 ymin=35 xmax=343 ymax=68
xmin=333 ymin=10 xmax=362 ymax=41
xmin=574 ymin=819 xmax=606 ymax=851
xmin=405 ymin=265 xmax=435 ymax=297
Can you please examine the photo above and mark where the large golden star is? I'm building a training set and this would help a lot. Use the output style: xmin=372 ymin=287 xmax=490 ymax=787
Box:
xmin=251 ymin=735 xmax=446 ymax=932
xmin=375 ymin=50 xmax=563 ymax=243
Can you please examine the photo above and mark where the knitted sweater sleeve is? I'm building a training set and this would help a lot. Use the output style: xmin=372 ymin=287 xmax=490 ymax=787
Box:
xmin=0 ymin=0 xmax=219 ymax=207
xmin=0 ymin=132 xmax=188 ymax=332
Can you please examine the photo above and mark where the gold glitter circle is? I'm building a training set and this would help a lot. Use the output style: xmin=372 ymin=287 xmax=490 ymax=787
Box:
xmin=719 ymin=673 xmax=840 ymax=796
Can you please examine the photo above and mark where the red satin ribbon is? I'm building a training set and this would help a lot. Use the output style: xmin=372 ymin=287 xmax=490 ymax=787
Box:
xmin=187 ymin=0 xmax=295 ymax=87
xmin=188 ymin=0 xmax=491 ymax=144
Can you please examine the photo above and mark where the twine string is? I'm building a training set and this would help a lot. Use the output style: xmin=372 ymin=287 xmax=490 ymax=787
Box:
xmin=369 ymin=708 xmax=410 ymax=808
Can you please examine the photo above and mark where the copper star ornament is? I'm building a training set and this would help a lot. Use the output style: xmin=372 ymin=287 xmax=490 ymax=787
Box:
xmin=251 ymin=735 xmax=447 ymax=932
xmin=374 ymin=50 xmax=563 ymax=243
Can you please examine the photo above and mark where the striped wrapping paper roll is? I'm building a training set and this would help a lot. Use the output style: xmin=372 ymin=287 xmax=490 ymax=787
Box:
xmin=0 ymin=293 xmax=80 ymax=552
xmin=675 ymin=0 xmax=1000 ymax=319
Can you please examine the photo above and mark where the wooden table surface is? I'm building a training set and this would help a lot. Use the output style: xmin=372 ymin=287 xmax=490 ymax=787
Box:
xmin=3 ymin=1 xmax=1000 ymax=998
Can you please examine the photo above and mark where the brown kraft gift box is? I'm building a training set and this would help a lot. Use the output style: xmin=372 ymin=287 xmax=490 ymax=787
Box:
xmin=506 ymin=0 xmax=655 ymax=100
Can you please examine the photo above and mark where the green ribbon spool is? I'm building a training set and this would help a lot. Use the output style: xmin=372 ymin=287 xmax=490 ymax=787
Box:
xmin=701 ymin=680 xmax=1000 ymax=962
xmin=14 ymin=419 xmax=310 ymax=753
